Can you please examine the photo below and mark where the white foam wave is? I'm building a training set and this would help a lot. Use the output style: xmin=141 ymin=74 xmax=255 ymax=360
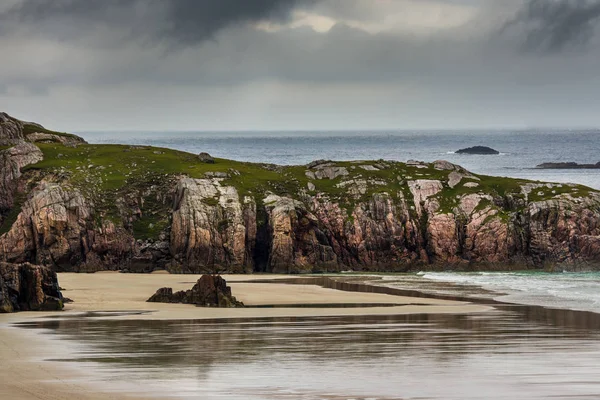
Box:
xmin=420 ymin=272 xmax=600 ymax=313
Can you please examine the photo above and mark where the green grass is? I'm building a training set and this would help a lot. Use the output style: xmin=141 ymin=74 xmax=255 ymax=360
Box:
xmin=473 ymin=198 xmax=492 ymax=213
xmin=24 ymin=143 xmax=316 ymax=239
xmin=527 ymin=183 xmax=594 ymax=202
xmin=20 ymin=142 xmax=600 ymax=241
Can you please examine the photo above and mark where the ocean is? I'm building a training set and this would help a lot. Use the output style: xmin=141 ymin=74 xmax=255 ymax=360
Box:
xmin=81 ymin=129 xmax=600 ymax=189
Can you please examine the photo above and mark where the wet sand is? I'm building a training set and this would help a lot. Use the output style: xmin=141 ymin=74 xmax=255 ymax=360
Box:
xmin=0 ymin=272 xmax=489 ymax=400
xmin=8 ymin=307 xmax=600 ymax=400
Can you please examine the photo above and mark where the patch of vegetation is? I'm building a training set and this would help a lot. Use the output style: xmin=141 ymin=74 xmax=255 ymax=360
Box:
xmin=527 ymin=184 xmax=594 ymax=202
xmin=0 ymin=194 xmax=25 ymax=235
xmin=473 ymin=198 xmax=492 ymax=213
xmin=201 ymin=197 xmax=220 ymax=207
xmin=132 ymin=214 xmax=169 ymax=241
xmin=297 ymin=161 xmax=445 ymax=217
xmin=217 ymin=219 xmax=229 ymax=231
xmin=21 ymin=139 xmax=600 ymax=239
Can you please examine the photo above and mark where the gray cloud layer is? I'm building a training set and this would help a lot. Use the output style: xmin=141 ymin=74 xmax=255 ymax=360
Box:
xmin=7 ymin=0 xmax=600 ymax=53
xmin=505 ymin=0 xmax=600 ymax=53
xmin=1 ymin=0 xmax=317 ymax=46
xmin=2 ymin=0 xmax=600 ymax=130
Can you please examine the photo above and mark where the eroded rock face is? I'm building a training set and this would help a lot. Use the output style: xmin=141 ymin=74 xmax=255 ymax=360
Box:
xmin=0 ymin=262 xmax=63 ymax=312
xmin=0 ymin=142 xmax=44 ymax=212
xmin=147 ymin=274 xmax=243 ymax=307
xmin=4 ymin=173 xmax=600 ymax=272
xmin=170 ymin=178 xmax=253 ymax=273
xmin=526 ymin=196 xmax=600 ymax=268
xmin=264 ymin=194 xmax=337 ymax=273
xmin=408 ymin=180 xmax=443 ymax=215
xmin=1 ymin=146 xmax=600 ymax=272
xmin=1 ymin=182 xmax=91 ymax=266
xmin=0 ymin=113 xmax=24 ymax=145
xmin=0 ymin=181 xmax=136 ymax=271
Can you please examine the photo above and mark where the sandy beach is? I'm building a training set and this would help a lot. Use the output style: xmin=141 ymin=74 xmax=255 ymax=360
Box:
xmin=0 ymin=272 xmax=490 ymax=400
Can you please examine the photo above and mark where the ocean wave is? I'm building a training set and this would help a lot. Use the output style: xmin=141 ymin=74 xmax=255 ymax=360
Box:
xmin=419 ymin=271 xmax=600 ymax=313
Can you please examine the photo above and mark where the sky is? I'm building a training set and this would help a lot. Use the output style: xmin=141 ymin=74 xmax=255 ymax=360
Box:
xmin=2 ymin=0 xmax=600 ymax=131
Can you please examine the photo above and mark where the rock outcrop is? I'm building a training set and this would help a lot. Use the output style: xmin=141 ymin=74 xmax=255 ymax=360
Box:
xmin=147 ymin=274 xmax=243 ymax=307
xmin=198 ymin=152 xmax=215 ymax=163
xmin=537 ymin=161 xmax=600 ymax=169
xmin=169 ymin=178 xmax=253 ymax=273
xmin=0 ymin=181 xmax=135 ymax=271
xmin=456 ymin=146 xmax=500 ymax=155
xmin=0 ymin=142 xmax=44 ymax=212
xmin=26 ymin=131 xmax=83 ymax=147
xmin=0 ymin=262 xmax=63 ymax=312
xmin=0 ymin=111 xmax=86 ymax=146
xmin=0 ymin=112 xmax=24 ymax=145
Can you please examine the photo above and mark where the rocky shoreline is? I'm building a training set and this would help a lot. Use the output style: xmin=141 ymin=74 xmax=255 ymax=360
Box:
xmin=2 ymin=112 xmax=600 ymax=275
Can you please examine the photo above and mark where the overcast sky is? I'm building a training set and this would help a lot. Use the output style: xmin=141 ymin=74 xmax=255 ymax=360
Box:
xmin=2 ymin=0 xmax=600 ymax=131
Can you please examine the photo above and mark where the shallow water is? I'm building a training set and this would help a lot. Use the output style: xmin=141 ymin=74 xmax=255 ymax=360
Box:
xmin=402 ymin=272 xmax=600 ymax=314
xmin=17 ymin=278 xmax=600 ymax=400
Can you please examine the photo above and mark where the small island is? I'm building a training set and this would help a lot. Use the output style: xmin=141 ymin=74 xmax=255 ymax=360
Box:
xmin=456 ymin=146 xmax=500 ymax=155
xmin=536 ymin=162 xmax=600 ymax=169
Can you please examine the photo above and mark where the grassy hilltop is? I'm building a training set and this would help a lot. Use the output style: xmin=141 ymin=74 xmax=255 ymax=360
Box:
xmin=14 ymin=137 xmax=592 ymax=242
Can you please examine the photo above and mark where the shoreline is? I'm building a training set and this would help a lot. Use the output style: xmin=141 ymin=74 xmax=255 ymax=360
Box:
xmin=1 ymin=272 xmax=492 ymax=399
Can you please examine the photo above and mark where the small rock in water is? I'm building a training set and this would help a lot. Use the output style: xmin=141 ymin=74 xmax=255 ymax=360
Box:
xmin=456 ymin=146 xmax=500 ymax=155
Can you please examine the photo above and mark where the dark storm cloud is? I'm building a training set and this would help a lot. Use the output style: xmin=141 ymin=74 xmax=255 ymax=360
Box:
xmin=0 ymin=0 xmax=318 ymax=45
xmin=504 ymin=0 xmax=600 ymax=53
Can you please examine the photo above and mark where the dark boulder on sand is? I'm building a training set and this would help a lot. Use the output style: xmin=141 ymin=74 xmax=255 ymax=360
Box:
xmin=456 ymin=146 xmax=500 ymax=155
xmin=147 ymin=275 xmax=243 ymax=307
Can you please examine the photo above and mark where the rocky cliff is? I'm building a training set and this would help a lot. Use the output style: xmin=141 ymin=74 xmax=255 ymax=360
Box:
xmin=1 ymin=113 xmax=599 ymax=273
